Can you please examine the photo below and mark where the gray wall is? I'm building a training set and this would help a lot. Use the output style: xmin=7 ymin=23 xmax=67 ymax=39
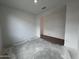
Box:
xmin=65 ymin=0 xmax=79 ymax=50
xmin=0 ymin=12 xmax=2 ymax=54
xmin=0 ymin=26 xmax=2 ymax=55
xmin=0 ymin=6 xmax=36 ymax=48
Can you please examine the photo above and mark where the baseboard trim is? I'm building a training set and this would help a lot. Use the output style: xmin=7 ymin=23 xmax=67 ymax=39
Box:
xmin=40 ymin=35 xmax=64 ymax=45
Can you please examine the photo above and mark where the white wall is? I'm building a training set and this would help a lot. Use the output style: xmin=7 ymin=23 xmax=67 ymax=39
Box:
xmin=65 ymin=0 xmax=79 ymax=50
xmin=36 ymin=16 xmax=41 ymax=37
xmin=64 ymin=0 xmax=79 ymax=59
xmin=36 ymin=7 xmax=66 ymax=39
xmin=43 ymin=8 xmax=66 ymax=39
xmin=0 ymin=6 xmax=36 ymax=47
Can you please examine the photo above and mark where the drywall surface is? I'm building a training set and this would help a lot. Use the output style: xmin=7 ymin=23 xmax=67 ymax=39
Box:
xmin=43 ymin=8 xmax=66 ymax=39
xmin=0 ymin=13 xmax=2 ymax=54
xmin=65 ymin=0 xmax=79 ymax=50
xmin=0 ymin=6 xmax=36 ymax=47
xmin=36 ymin=7 xmax=66 ymax=39
xmin=36 ymin=16 xmax=41 ymax=37
xmin=0 ymin=25 xmax=2 ymax=54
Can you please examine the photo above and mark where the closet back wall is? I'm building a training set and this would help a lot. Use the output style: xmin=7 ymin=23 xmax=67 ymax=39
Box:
xmin=36 ymin=7 xmax=66 ymax=39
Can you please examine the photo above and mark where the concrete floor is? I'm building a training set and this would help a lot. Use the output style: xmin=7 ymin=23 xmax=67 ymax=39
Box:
xmin=8 ymin=38 xmax=71 ymax=59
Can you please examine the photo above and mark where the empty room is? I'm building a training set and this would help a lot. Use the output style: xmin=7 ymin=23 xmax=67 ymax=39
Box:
xmin=0 ymin=0 xmax=79 ymax=59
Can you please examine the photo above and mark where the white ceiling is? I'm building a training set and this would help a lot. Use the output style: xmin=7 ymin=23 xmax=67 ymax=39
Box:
xmin=0 ymin=0 xmax=66 ymax=14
